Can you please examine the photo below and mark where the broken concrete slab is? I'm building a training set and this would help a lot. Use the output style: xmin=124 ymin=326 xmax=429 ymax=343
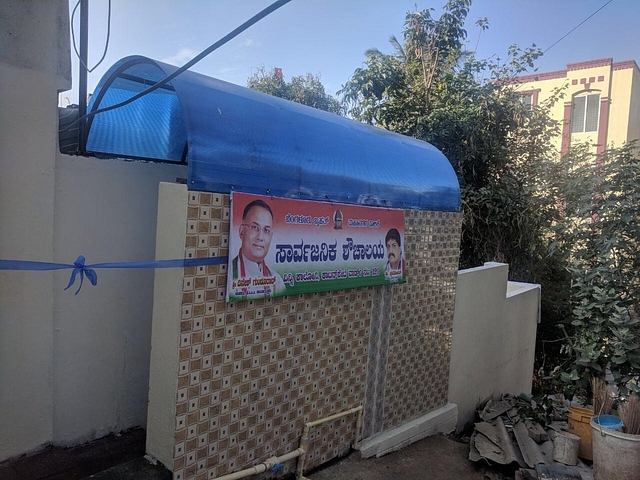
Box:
xmin=514 ymin=420 xmax=547 ymax=468
xmin=479 ymin=399 xmax=513 ymax=422
xmin=525 ymin=420 xmax=549 ymax=443
xmin=469 ymin=394 xmax=593 ymax=479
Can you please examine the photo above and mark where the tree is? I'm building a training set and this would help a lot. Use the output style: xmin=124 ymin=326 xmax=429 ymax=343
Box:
xmin=247 ymin=66 xmax=343 ymax=115
xmin=341 ymin=0 xmax=578 ymax=395
xmin=340 ymin=0 xmax=558 ymax=274
xmin=551 ymin=143 xmax=640 ymax=396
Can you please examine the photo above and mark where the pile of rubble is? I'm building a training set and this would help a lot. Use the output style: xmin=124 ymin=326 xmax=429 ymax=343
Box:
xmin=469 ymin=394 xmax=593 ymax=480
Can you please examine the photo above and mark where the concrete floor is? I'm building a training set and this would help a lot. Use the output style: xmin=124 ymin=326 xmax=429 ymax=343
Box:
xmin=0 ymin=430 xmax=512 ymax=480
xmin=307 ymin=435 xmax=509 ymax=480
xmin=0 ymin=429 xmax=168 ymax=480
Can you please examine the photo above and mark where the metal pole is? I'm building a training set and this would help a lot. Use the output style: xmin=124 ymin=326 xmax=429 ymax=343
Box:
xmin=78 ymin=0 xmax=89 ymax=155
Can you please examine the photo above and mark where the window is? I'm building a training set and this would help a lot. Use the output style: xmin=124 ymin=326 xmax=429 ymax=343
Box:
xmin=517 ymin=90 xmax=538 ymax=109
xmin=571 ymin=93 xmax=600 ymax=133
xmin=519 ymin=93 xmax=534 ymax=109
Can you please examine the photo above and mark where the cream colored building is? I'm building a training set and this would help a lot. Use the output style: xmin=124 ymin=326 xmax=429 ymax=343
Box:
xmin=516 ymin=58 xmax=640 ymax=155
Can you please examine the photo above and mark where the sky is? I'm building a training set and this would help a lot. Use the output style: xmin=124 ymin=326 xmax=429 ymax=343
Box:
xmin=61 ymin=0 xmax=640 ymax=105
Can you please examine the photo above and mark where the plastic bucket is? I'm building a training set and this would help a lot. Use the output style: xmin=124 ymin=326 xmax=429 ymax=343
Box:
xmin=591 ymin=414 xmax=623 ymax=431
xmin=591 ymin=416 xmax=640 ymax=480
xmin=568 ymin=405 xmax=594 ymax=460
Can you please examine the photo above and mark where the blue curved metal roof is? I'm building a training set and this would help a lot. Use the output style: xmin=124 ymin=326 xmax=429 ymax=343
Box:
xmin=87 ymin=55 xmax=460 ymax=211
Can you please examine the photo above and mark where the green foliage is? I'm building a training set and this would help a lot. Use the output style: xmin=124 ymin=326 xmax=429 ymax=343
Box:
xmin=552 ymin=143 xmax=640 ymax=396
xmin=247 ymin=66 xmax=343 ymax=115
xmin=340 ymin=0 xmax=579 ymax=394
xmin=340 ymin=0 xmax=562 ymax=275
xmin=241 ymin=0 xmax=640 ymax=401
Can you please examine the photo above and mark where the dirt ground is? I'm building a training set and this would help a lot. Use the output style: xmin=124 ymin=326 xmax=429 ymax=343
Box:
xmin=307 ymin=434 xmax=513 ymax=480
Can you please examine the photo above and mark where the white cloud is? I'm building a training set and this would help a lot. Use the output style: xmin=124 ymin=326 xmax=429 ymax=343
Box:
xmin=161 ymin=47 xmax=199 ymax=66
xmin=231 ymin=38 xmax=261 ymax=50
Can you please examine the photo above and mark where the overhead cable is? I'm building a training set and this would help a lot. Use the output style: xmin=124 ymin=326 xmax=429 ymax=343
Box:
xmin=61 ymin=0 xmax=293 ymax=133
xmin=71 ymin=0 xmax=112 ymax=73
xmin=543 ymin=0 xmax=613 ymax=54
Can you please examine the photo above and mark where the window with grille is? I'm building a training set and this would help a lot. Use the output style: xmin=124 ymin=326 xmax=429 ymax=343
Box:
xmin=519 ymin=93 xmax=534 ymax=109
xmin=570 ymin=93 xmax=600 ymax=133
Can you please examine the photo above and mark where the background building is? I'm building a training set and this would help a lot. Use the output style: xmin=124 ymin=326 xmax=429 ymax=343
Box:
xmin=516 ymin=58 xmax=640 ymax=155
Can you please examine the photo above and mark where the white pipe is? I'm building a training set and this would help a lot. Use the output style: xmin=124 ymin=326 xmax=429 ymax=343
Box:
xmin=296 ymin=405 xmax=363 ymax=480
xmin=212 ymin=448 xmax=305 ymax=480
xmin=306 ymin=405 xmax=363 ymax=428
xmin=210 ymin=405 xmax=363 ymax=480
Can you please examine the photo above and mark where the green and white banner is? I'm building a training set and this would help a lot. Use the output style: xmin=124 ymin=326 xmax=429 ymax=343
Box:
xmin=227 ymin=193 xmax=406 ymax=302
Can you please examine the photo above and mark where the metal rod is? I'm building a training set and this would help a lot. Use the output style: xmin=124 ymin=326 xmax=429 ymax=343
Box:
xmin=78 ymin=0 xmax=88 ymax=155
xmin=75 ymin=0 xmax=293 ymax=126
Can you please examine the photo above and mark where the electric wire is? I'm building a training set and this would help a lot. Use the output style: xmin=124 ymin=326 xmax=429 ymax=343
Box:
xmin=543 ymin=0 xmax=613 ymax=54
xmin=71 ymin=0 xmax=112 ymax=73
xmin=61 ymin=0 xmax=293 ymax=133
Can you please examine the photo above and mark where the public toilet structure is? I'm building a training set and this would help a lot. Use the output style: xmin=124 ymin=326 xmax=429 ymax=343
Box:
xmin=87 ymin=56 xmax=462 ymax=479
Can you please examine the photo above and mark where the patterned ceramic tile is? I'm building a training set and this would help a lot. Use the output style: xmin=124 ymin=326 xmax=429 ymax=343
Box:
xmin=171 ymin=192 xmax=462 ymax=479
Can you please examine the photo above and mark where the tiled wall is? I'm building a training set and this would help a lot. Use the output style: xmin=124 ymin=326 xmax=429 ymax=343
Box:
xmin=172 ymin=191 xmax=461 ymax=480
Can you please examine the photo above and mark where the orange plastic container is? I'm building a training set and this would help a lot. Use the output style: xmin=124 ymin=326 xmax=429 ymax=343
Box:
xmin=568 ymin=405 xmax=595 ymax=460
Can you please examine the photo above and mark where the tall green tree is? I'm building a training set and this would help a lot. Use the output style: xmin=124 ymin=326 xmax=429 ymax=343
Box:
xmin=551 ymin=143 xmax=640 ymax=396
xmin=341 ymin=0 xmax=576 ymax=394
xmin=340 ymin=0 xmax=559 ymax=274
xmin=247 ymin=66 xmax=343 ymax=115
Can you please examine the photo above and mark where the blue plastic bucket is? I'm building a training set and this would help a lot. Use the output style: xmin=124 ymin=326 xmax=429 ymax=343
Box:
xmin=592 ymin=414 xmax=623 ymax=431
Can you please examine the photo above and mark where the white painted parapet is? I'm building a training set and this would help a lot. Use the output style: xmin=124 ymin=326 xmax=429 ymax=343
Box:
xmin=448 ymin=262 xmax=540 ymax=431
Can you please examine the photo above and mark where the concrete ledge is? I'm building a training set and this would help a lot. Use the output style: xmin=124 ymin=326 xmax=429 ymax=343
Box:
xmin=359 ymin=403 xmax=458 ymax=458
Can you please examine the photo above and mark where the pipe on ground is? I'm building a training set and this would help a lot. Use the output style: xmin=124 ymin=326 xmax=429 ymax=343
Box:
xmin=210 ymin=405 xmax=363 ymax=480
xmin=213 ymin=448 xmax=305 ymax=480
xmin=296 ymin=405 xmax=363 ymax=480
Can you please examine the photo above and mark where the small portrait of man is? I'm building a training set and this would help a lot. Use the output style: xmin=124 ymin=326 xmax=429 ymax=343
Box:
xmin=333 ymin=210 xmax=343 ymax=230
xmin=231 ymin=199 xmax=284 ymax=295
xmin=384 ymin=228 xmax=405 ymax=280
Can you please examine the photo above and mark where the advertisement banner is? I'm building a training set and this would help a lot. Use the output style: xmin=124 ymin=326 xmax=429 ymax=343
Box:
xmin=227 ymin=193 xmax=406 ymax=302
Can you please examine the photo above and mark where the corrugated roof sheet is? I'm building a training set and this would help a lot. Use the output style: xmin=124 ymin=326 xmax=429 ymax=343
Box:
xmin=86 ymin=55 xmax=460 ymax=211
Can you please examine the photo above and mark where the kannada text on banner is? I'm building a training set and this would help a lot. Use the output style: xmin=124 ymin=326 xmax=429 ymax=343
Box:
xmin=226 ymin=193 xmax=406 ymax=302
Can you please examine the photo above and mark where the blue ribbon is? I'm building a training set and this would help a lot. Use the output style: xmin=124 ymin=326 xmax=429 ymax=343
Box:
xmin=0 ymin=255 xmax=228 ymax=294
xmin=65 ymin=255 xmax=98 ymax=294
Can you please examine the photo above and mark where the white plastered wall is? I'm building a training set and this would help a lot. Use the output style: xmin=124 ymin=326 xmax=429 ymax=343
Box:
xmin=0 ymin=0 xmax=190 ymax=460
xmin=448 ymin=262 xmax=540 ymax=431
xmin=52 ymin=157 xmax=186 ymax=446
xmin=146 ymin=183 xmax=189 ymax=468
xmin=0 ymin=0 xmax=70 ymax=460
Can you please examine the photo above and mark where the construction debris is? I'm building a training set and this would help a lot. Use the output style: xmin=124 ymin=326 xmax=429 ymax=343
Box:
xmin=470 ymin=394 xmax=593 ymax=480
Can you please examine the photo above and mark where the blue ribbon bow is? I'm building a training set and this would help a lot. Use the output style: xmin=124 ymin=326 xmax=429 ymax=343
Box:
xmin=64 ymin=256 xmax=98 ymax=295
xmin=0 ymin=254 xmax=228 ymax=294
